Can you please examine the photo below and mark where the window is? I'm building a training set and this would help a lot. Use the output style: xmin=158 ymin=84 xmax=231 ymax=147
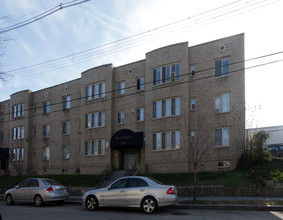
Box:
xmin=137 ymin=108 xmax=144 ymax=121
xmin=63 ymin=96 xmax=71 ymax=109
xmin=85 ymin=112 xmax=105 ymax=128
xmin=12 ymin=126 xmax=24 ymax=140
xmin=191 ymin=99 xmax=196 ymax=110
xmin=43 ymin=146 xmax=50 ymax=160
xmin=190 ymin=131 xmax=196 ymax=142
xmin=128 ymin=178 xmax=148 ymax=188
xmin=153 ymin=130 xmax=180 ymax=150
xmin=43 ymin=101 xmax=50 ymax=114
xmin=215 ymin=93 xmax=230 ymax=113
xmin=29 ymin=179 xmax=39 ymax=187
xmin=218 ymin=161 xmax=230 ymax=168
xmin=85 ymin=139 xmax=105 ymax=156
xmin=153 ymin=63 xmax=180 ymax=85
xmin=110 ymin=178 xmax=128 ymax=190
xmin=13 ymin=104 xmax=24 ymax=118
xmin=118 ymin=82 xmax=125 ymax=95
xmin=137 ymin=77 xmax=144 ymax=91
xmin=63 ymin=146 xmax=70 ymax=159
xmin=118 ymin=112 xmax=125 ymax=124
xmin=191 ymin=65 xmax=196 ymax=75
xmin=215 ymin=58 xmax=230 ymax=77
xmin=86 ymin=82 xmax=105 ymax=100
xmin=43 ymin=125 xmax=50 ymax=138
xmin=12 ymin=148 xmax=24 ymax=161
xmin=153 ymin=97 xmax=180 ymax=119
xmin=63 ymin=121 xmax=70 ymax=135
xmin=215 ymin=128 xmax=230 ymax=147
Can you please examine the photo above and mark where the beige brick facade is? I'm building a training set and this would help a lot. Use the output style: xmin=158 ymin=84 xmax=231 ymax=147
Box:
xmin=0 ymin=34 xmax=245 ymax=176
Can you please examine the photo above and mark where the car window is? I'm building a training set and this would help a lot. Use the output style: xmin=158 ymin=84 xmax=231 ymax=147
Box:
xmin=29 ymin=179 xmax=39 ymax=187
xmin=19 ymin=179 xmax=30 ymax=188
xmin=128 ymin=178 xmax=149 ymax=188
xmin=42 ymin=179 xmax=61 ymax=186
xmin=110 ymin=179 xmax=128 ymax=190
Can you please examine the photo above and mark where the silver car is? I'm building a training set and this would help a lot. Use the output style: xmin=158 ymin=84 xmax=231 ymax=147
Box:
xmin=82 ymin=176 xmax=177 ymax=214
xmin=4 ymin=178 xmax=69 ymax=207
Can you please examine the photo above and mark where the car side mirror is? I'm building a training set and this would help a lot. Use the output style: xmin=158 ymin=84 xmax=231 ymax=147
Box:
xmin=15 ymin=185 xmax=19 ymax=189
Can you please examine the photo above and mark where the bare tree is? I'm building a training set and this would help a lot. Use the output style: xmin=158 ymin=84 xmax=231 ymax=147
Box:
xmin=181 ymin=112 xmax=214 ymax=201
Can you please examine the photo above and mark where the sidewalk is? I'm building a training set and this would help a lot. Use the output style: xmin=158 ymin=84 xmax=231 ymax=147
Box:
xmin=2 ymin=194 xmax=283 ymax=211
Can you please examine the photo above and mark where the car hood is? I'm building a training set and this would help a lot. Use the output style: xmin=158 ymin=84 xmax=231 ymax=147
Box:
xmin=84 ymin=187 xmax=107 ymax=195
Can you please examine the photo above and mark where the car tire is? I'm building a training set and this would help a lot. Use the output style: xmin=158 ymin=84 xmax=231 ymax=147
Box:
xmin=5 ymin=194 xmax=14 ymax=205
xmin=85 ymin=195 xmax=98 ymax=211
xmin=141 ymin=196 xmax=158 ymax=214
xmin=34 ymin=195 xmax=44 ymax=207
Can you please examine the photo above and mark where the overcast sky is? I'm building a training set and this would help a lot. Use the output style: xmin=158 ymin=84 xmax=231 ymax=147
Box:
xmin=0 ymin=0 xmax=283 ymax=128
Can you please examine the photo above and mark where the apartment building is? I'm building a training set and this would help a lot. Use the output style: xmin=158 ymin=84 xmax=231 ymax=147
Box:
xmin=0 ymin=33 xmax=245 ymax=176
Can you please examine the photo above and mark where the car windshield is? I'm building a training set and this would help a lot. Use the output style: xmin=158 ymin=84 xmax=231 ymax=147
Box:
xmin=42 ymin=179 xmax=61 ymax=186
xmin=148 ymin=177 xmax=164 ymax=185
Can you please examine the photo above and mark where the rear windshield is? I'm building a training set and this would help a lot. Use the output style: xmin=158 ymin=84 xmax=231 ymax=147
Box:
xmin=148 ymin=177 xmax=164 ymax=185
xmin=42 ymin=179 xmax=61 ymax=186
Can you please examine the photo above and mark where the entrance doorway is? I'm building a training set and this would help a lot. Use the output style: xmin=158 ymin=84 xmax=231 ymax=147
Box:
xmin=123 ymin=149 xmax=138 ymax=170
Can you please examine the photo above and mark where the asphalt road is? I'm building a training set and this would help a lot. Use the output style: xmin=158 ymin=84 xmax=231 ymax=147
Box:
xmin=1 ymin=201 xmax=283 ymax=220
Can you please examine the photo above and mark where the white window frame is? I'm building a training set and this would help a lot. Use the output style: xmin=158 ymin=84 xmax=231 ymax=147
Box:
xmin=153 ymin=97 xmax=180 ymax=119
xmin=12 ymin=126 xmax=24 ymax=140
xmin=153 ymin=130 xmax=180 ymax=151
xmin=43 ymin=146 xmax=50 ymax=160
xmin=63 ymin=121 xmax=70 ymax=135
xmin=137 ymin=108 xmax=144 ymax=122
xmin=63 ymin=146 xmax=70 ymax=159
xmin=218 ymin=161 xmax=230 ymax=168
xmin=137 ymin=77 xmax=144 ymax=91
xmin=43 ymin=101 xmax=50 ymax=114
xmin=13 ymin=104 xmax=24 ymax=118
xmin=63 ymin=96 xmax=71 ymax=110
xmin=215 ymin=93 xmax=230 ymax=113
xmin=153 ymin=63 xmax=180 ymax=85
xmin=43 ymin=125 xmax=50 ymax=138
xmin=85 ymin=112 xmax=105 ymax=128
xmin=118 ymin=82 xmax=125 ymax=95
xmin=118 ymin=112 xmax=125 ymax=124
xmin=12 ymin=148 xmax=24 ymax=161
xmin=86 ymin=82 xmax=106 ymax=100
xmin=85 ymin=139 xmax=105 ymax=156
xmin=191 ymin=99 xmax=196 ymax=111
xmin=215 ymin=58 xmax=230 ymax=77
xmin=215 ymin=128 xmax=230 ymax=147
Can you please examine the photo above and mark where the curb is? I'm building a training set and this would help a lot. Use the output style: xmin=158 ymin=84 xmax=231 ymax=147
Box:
xmin=2 ymin=194 xmax=283 ymax=211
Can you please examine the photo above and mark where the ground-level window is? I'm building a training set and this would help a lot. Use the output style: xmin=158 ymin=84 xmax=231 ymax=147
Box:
xmin=85 ymin=139 xmax=105 ymax=156
xmin=218 ymin=161 xmax=230 ymax=168
xmin=153 ymin=130 xmax=180 ymax=151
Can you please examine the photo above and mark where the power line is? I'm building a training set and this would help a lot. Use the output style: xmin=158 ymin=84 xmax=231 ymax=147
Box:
xmin=1 ymin=52 xmax=282 ymax=123
xmin=0 ymin=0 xmax=90 ymax=34
xmin=6 ymin=0 xmax=279 ymax=78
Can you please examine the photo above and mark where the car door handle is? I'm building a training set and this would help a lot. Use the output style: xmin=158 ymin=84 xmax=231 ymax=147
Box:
xmin=140 ymin=189 xmax=145 ymax=192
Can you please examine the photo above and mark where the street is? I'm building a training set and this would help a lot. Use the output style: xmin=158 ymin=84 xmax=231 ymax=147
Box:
xmin=1 ymin=201 xmax=283 ymax=220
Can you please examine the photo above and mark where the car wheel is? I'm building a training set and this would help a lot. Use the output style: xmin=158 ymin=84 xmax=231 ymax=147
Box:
xmin=5 ymin=194 xmax=14 ymax=205
xmin=85 ymin=195 xmax=98 ymax=211
xmin=141 ymin=197 xmax=158 ymax=214
xmin=34 ymin=195 xmax=44 ymax=207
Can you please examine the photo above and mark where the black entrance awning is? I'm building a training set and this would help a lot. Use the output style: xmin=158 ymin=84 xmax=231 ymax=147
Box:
xmin=110 ymin=129 xmax=143 ymax=149
xmin=0 ymin=148 xmax=9 ymax=160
